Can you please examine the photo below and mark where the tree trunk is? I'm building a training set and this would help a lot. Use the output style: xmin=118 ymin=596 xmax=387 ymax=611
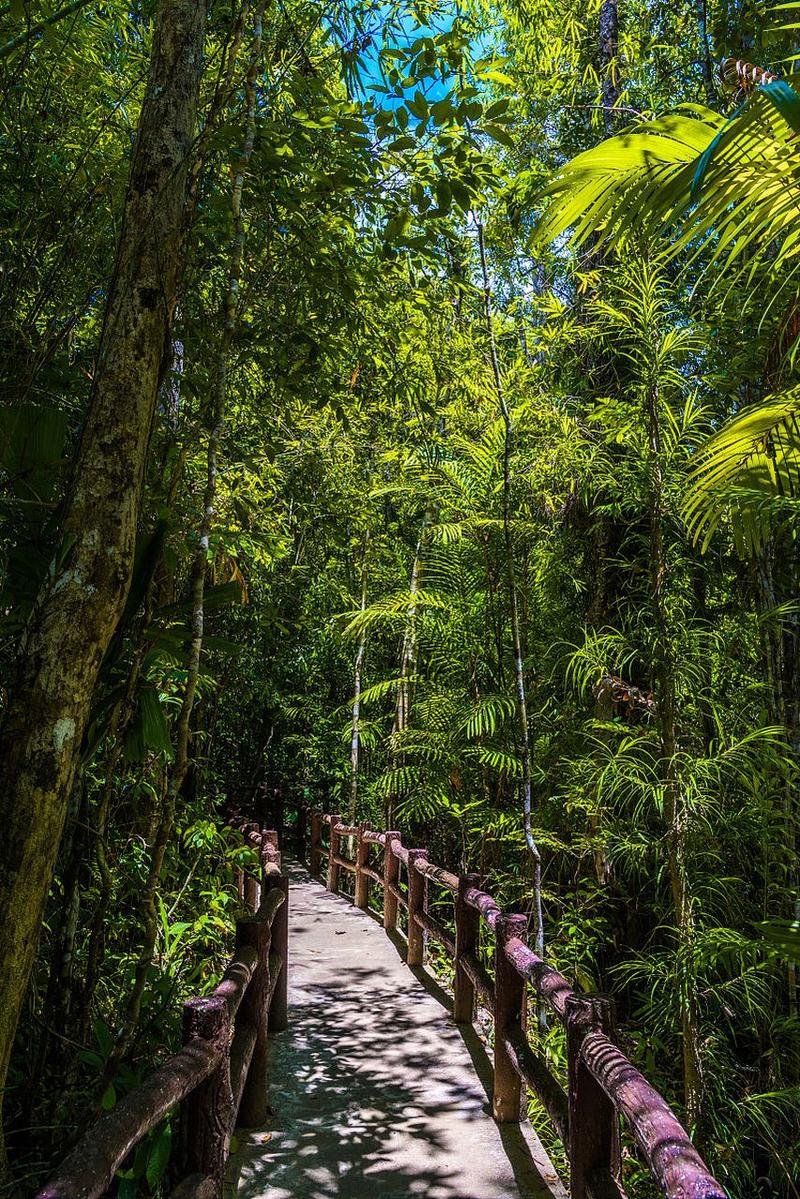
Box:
xmin=476 ymin=219 xmax=545 ymax=962
xmin=349 ymin=534 xmax=369 ymax=822
xmin=695 ymin=0 xmax=716 ymax=106
xmin=598 ymin=0 xmax=620 ymax=131
xmin=388 ymin=503 xmax=436 ymax=826
xmin=752 ymin=545 xmax=800 ymax=1020
xmin=0 ymin=0 xmax=206 ymax=1171
xmin=23 ymin=780 xmax=87 ymax=1135
xmin=643 ymin=339 xmax=703 ymax=1132
xmin=97 ymin=0 xmax=265 ymax=1094
xmin=393 ymin=509 xmax=434 ymax=739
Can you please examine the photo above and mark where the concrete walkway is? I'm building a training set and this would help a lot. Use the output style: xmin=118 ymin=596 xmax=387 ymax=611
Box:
xmin=229 ymin=863 xmax=564 ymax=1199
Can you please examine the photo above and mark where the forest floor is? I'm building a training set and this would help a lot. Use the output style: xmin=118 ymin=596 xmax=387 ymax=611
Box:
xmin=227 ymin=862 xmax=565 ymax=1199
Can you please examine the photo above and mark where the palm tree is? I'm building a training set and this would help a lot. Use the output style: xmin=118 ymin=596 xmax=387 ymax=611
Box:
xmin=532 ymin=67 xmax=800 ymax=549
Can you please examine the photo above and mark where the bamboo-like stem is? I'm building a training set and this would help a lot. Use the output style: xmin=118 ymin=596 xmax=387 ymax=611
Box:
xmin=0 ymin=0 xmax=94 ymax=60
xmin=476 ymin=218 xmax=545 ymax=962
xmin=175 ymin=0 xmax=265 ymax=793
xmin=349 ymin=533 xmax=369 ymax=822
xmin=640 ymin=271 xmax=703 ymax=1132
xmin=388 ymin=503 xmax=436 ymax=826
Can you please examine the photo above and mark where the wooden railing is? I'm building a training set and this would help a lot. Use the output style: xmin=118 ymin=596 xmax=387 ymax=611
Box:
xmin=37 ymin=826 xmax=289 ymax=1199
xmin=301 ymin=810 xmax=727 ymax=1199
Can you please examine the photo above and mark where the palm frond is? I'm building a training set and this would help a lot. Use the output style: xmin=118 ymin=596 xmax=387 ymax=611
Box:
xmin=457 ymin=694 xmax=516 ymax=739
xmin=683 ymin=388 xmax=800 ymax=552
xmin=340 ymin=588 xmax=449 ymax=637
xmin=532 ymin=90 xmax=800 ymax=303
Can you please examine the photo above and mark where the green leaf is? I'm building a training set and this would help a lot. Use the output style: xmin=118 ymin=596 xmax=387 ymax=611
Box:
xmin=388 ymin=136 xmax=416 ymax=152
xmin=482 ymin=123 xmax=515 ymax=149
xmin=691 ymin=101 xmax=746 ymax=199
xmin=146 ymin=1124 xmax=172 ymax=1188
xmin=757 ymin=918 xmax=800 ymax=961
xmin=0 ymin=403 xmax=68 ymax=516
xmin=158 ymin=579 xmax=245 ymax=619
xmin=450 ymin=180 xmax=472 ymax=212
xmin=481 ymin=69 xmax=514 ymax=85
xmin=201 ymin=636 xmax=243 ymax=654
xmin=124 ymin=686 xmax=172 ymax=762
xmin=435 ymin=179 xmax=452 ymax=214
xmin=683 ymin=388 xmax=800 ymax=553
xmin=408 ymin=90 xmax=429 ymax=119
xmin=485 ymin=98 xmax=511 ymax=120
xmin=93 ymin=1019 xmax=113 ymax=1057
xmin=431 ymin=97 xmax=455 ymax=124
xmin=761 ymin=79 xmax=800 ymax=133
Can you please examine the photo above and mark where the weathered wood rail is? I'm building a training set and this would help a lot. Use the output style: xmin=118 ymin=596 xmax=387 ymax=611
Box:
xmin=37 ymin=826 xmax=289 ymax=1199
xmin=302 ymin=809 xmax=727 ymax=1199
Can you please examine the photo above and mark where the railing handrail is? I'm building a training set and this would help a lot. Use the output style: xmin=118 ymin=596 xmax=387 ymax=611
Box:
xmin=302 ymin=807 xmax=727 ymax=1199
xmin=37 ymin=825 xmax=289 ymax=1199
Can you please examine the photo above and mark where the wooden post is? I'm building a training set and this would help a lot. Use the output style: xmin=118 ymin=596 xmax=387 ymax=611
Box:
xmin=327 ymin=814 xmax=342 ymax=893
xmin=566 ymin=994 xmax=620 ymax=1199
xmin=493 ymin=913 xmax=527 ymax=1123
xmin=235 ymin=914 xmax=270 ymax=1127
xmin=263 ymin=827 xmax=279 ymax=856
xmin=310 ymin=810 xmax=322 ymax=878
xmin=454 ymin=873 xmax=480 ymax=1024
xmin=355 ymin=824 xmax=370 ymax=909
xmin=266 ymin=873 xmax=289 ymax=1032
xmin=406 ymin=849 xmax=428 ymax=966
xmin=297 ymin=805 xmax=308 ymax=860
xmin=243 ymin=871 xmax=259 ymax=911
xmin=178 ymin=995 xmax=233 ymax=1197
xmin=383 ymin=831 xmax=401 ymax=931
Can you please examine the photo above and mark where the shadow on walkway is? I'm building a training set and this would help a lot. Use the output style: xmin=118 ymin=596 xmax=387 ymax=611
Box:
xmin=228 ymin=862 xmax=564 ymax=1199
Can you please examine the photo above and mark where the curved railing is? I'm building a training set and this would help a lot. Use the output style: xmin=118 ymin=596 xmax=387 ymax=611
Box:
xmin=34 ymin=808 xmax=728 ymax=1199
xmin=300 ymin=808 xmax=727 ymax=1199
xmin=37 ymin=827 xmax=289 ymax=1199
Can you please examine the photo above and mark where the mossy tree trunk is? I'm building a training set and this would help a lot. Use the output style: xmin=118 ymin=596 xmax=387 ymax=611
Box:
xmin=0 ymin=0 xmax=206 ymax=1171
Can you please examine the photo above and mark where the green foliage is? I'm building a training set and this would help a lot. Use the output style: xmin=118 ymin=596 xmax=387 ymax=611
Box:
xmin=684 ymin=391 xmax=800 ymax=553
xmin=2 ymin=0 xmax=800 ymax=1193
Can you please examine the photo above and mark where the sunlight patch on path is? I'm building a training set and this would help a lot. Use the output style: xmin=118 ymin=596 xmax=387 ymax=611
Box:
xmin=227 ymin=862 xmax=565 ymax=1199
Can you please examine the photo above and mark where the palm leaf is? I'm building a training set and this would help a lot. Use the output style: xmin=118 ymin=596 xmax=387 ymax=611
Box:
xmin=757 ymin=917 xmax=800 ymax=961
xmin=532 ymin=90 xmax=800 ymax=303
xmin=683 ymin=389 xmax=800 ymax=552
xmin=341 ymin=589 xmax=449 ymax=637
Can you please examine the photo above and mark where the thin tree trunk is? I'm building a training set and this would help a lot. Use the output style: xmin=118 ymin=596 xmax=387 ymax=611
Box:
xmin=0 ymin=0 xmax=206 ymax=1170
xmin=643 ymin=330 xmax=703 ymax=1132
xmin=349 ymin=534 xmax=369 ymax=822
xmin=82 ymin=565 xmax=160 ymax=1040
xmin=752 ymin=546 xmax=799 ymax=1020
xmin=598 ymin=0 xmax=620 ymax=131
xmin=81 ymin=738 xmax=123 ymax=1037
xmin=586 ymin=0 xmax=624 ymax=884
xmin=696 ymin=0 xmax=716 ymax=105
xmin=24 ymin=780 xmax=87 ymax=1132
xmin=0 ymin=0 xmax=95 ymax=60
xmin=388 ymin=503 xmax=436 ymax=826
xmin=476 ymin=219 xmax=545 ymax=961
xmin=394 ymin=510 xmax=434 ymax=739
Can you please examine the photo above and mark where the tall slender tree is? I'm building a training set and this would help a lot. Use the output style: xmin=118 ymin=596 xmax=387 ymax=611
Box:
xmin=476 ymin=218 xmax=545 ymax=959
